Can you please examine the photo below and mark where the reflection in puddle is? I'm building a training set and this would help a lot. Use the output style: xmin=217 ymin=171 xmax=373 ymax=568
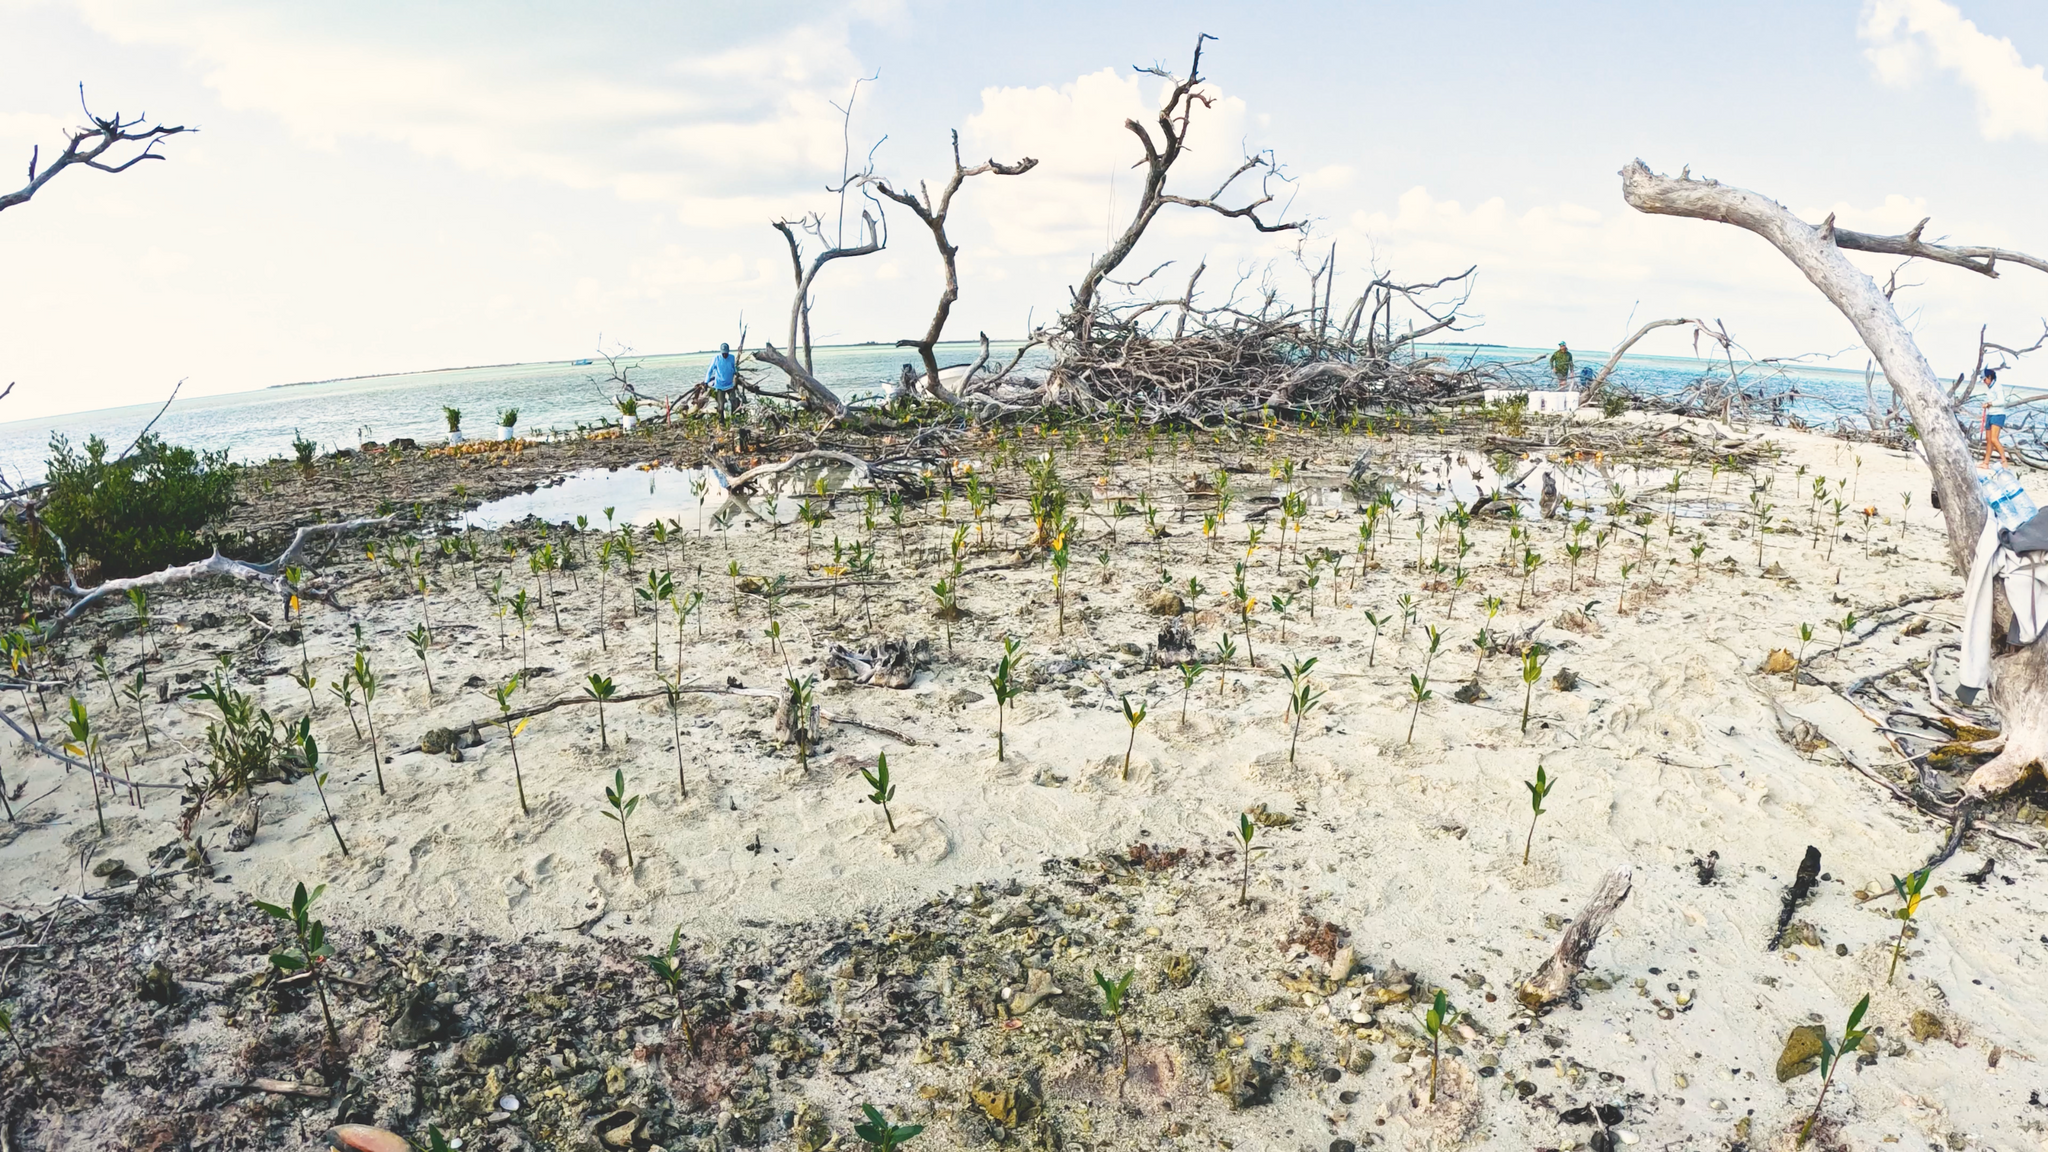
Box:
xmin=1293 ymin=450 xmax=1687 ymax=520
xmin=463 ymin=465 xmax=803 ymax=531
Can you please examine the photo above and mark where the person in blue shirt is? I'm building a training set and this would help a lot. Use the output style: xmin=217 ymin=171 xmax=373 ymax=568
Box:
xmin=704 ymin=343 xmax=739 ymax=425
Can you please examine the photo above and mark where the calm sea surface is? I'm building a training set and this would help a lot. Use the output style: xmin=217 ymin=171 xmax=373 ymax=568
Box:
xmin=0 ymin=340 xmax=1890 ymax=486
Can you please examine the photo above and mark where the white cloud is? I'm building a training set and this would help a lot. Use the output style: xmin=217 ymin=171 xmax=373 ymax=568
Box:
xmin=64 ymin=0 xmax=875 ymax=215
xmin=1860 ymin=0 xmax=2048 ymax=141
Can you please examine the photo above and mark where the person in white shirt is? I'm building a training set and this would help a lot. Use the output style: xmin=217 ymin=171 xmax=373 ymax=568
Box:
xmin=1983 ymin=367 xmax=2012 ymax=469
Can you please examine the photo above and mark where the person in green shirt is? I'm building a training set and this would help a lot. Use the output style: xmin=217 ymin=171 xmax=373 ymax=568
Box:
xmin=1549 ymin=342 xmax=1574 ymax=385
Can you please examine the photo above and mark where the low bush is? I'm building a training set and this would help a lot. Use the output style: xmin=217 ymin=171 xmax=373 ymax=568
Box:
xmin=10 ymin=433 xmax=238 ymax=590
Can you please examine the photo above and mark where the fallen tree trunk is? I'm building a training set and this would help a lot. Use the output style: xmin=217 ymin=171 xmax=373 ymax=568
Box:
xmin=749 ymin=344 xmax=847 ymax=418
xmin=42 ymin=516 xmax=395 ymax=640
xmin=1620 ymin=160 xmax=2048 ymax=798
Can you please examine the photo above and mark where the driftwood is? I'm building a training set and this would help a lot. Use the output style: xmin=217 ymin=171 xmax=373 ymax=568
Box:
xmin=1516 ymin=866 xmax=1632 ymax=1009
xmin=749 ymin=344 xmax=848 ymax=418
xmin=41 ymin=516 xmax=395 ymax=640
xmin=1620 ymin=160 xmax=2048 ymax=800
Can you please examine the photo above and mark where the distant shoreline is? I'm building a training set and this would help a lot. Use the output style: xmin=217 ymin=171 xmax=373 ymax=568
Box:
xmin=265 ymin=339 xmax=1016 ymax=391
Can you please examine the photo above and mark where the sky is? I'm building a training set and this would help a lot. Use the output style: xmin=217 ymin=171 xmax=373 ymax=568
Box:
xmin=2 ymin=0 xmax=2047 ymax=422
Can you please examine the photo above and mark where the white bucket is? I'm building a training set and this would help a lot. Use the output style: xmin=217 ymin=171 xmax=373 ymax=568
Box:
xmin=620 ymin=415 xmax=638 ymax=432
xmin=447 ymin=428 xmax=463 ymax=445
xmin=498 ymin=424 xmax=516 ymax=441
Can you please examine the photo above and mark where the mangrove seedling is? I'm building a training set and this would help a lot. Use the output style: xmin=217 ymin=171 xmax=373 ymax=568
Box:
xmin=1231 ymin=561 xmax=1257 ymax=666
xmin=61 ymin=697 xmax=108 ymax=835
xmin=1119 ymin=694 xmax=1147 ymax=781
xmin=406 ymin=623 xmax=434 ymax=696
xmin=1831 ymin=611 xmax=1858 ymax=656
xmin=602 ymin=768 xmax=640 ymax=870
xmin=673 ymin=587 xmax=704 ymax=658
xmin=1281 ymin=656 xmax=1323 ymax=764
xmin=1522 ymin=763 xmax=1554 ymax=865
xmin=861 ymin=751 xmax=898 ymax=832
xmin=254 ymin=880 xmax=339 ymax=1046
xmin=1798 ymin=993 xmax=1870 ymax=1146
xmin=585 ymin=673 xmax=618 ymax=749
xmin=638 ymin=570 xmax=674 ymax=673
xmin=661 ymin=675 xmax=688 ymax=799
xmin=784 ymin=675 xmax=817 ymax=767
xmin=353 ymin=651 xmax=385 ymax=795
xmin=1422 ymin=990 xmax=1458 ymax=1102
xmin=1094 ymin=967 xmax=1135 ymax=1073
xmin=1234 ymin=812 xmax=1267 ymax=907
xmin=642 ymin=925 xmax=695 ymax=1056
xmin=120 ymin=670 xmax=152 ymax=751
xmin=510 ymin=588 xmax=533 ymax=674
xmin=1363 ymin=609 xmax=1387 ymax=667
xmin=293 ymin=720 xmax=348 ymax=857
xmin=853 ymin=1104 xmax=923 ymax=1152
xmin=0 ymin=1002 xmax=23 ymax=1063
xmin=1888 ymin=866 xmax=1931 ymax=982
xmin=329 ymin=674 xmax=362 ymax=741
xmin=930 ymin=578 xmax=958 ymax=653
xmin=1519 ymin=645 xmax=1548 ymax=734
xmin=126 ymin=587 xmax=153 ymax=659
xmin=1405 ymin=674 xmax=1433 ymax=746
xmin=1178 ymin=661 xmax=1205 ymax=725
xmin=989 ymin=635 xmax=1024 ymax=761
xmin=491 ymin=678 xmax=530 ymax=815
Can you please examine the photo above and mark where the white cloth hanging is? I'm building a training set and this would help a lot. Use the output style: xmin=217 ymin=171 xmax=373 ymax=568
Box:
xmin=1957 ymin=511 xmax=2048 ymax=703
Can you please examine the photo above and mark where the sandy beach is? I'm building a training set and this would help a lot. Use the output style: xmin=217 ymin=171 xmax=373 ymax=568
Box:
xmin=0 ymin=412 xmax=2041 ymax=1152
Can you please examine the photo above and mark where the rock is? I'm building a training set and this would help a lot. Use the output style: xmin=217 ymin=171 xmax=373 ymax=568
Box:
xmin=388 ymin=982 xmax=450 ymax=1049
xmin=592 ymin=1108 xmax=640 ymax=1148
xmin=1554 ymin=609 xmax=1600 ymax=635
xmin=1451 ymin=681 xmax=1488 ymax=704
xmin=1910 ymin=1009 xmax=1947 ymax=1043
xmin=1551 ymin=667 xmax=1580 ymax=692
xmin=1211 ymin=1053 xmax=1276 ymax=1109
xmin=1005 ymin=968 xmax=1062 ymax=1014
xmin=327 ymin=1126 xmax=411 ymax=1152
xmin=1777 ymin=1024 xmax=1826 ymax=1081
xmin=461 ymin=1032 xmax=512 ymax=1067
xmin=1160 ymin=952 xmax=1199 ymax=989
xmin=1763 ymin=648 xmax=1797 ymax=674
xmin=419 ymin=728 xmax=465 ymax=761
xmin=92 ymin=858 xmax=137 ymax=886
xmin=227 ymin=802 xmax=260 ymax=852
xmin=785 ymin=970 xmax=824 ymax=1007
xmin=138 ymin=960 xmax=179 ymax=1006
xmin=1146 ymin=589 xmax=1185 ymax=617
xmin=1155 ymin=618 xmax=1196 ymax=667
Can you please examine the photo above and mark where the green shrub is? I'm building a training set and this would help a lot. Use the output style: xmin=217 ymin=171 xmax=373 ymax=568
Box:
xmin=15 ymin=433 xmax=238 ymax=585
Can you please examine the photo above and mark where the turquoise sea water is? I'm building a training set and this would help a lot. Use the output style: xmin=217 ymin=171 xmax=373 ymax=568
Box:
xmin=0 ymin=339 xmax=1917 ymax=486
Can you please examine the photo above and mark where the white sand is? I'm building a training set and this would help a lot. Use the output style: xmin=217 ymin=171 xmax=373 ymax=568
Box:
xmin=1 ymin=415 xmax=2041 ymax=1150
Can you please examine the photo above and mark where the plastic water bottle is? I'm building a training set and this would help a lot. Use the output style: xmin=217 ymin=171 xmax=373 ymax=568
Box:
xmin=1977 ymin=466 xmax=2039 ymax=532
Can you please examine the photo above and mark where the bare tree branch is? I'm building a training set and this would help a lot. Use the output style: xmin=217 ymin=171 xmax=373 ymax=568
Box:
xmin=872 ymin=129 xmax=1037 ymax=400
xmin=1 ymin=86 xmax=191 ymax=215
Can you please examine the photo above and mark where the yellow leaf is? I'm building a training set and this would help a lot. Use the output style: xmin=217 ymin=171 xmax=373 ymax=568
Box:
xmin=63 ymin=743 xmax=83 ymax=756
xmin=289 ymin=595 xmax=300 ymax=614
xmin=512 ymin=717 xmax=531 ymax=738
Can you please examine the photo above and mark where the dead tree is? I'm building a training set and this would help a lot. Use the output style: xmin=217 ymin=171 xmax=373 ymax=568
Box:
xmin=1621 ymin=159 xmax=2048 ymax=798
xmin=762 ymin=77 xmax=888 ymax=415
xmin=1 ymin=86 xmax=190 ymax=215
xmin=1065 ymin=34 xmax=1304 ymax=344
xmin=873 ymin=131 xmax=1037 ymax=401
xmin=1587 ymin=318 xmax=1707 ymax=391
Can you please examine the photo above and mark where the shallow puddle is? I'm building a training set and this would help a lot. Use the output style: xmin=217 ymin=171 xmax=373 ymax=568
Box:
xmin=463 ymin=464 xmax=805 ymax=531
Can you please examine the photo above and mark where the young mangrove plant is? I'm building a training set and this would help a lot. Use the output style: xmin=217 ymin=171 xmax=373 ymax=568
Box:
xmin=661 ymin=676 xmax=688 ymax=799
xmin=329 ymin=674 xmax=362 ymax=741
xmin=491 ymin=678 xmax=531 ymax=816
xmin=1231 ymin=561 xmax=1257 ymax=666
xmin=406 ymin=623 xmax=434 ymax=696
xmin=292 ymin=720 xmax=348 ymax=857
xmin=254 ymin=880 xmax=340 ymax=1046
xmin=1888 ymin=866 xmax=1931 ymax=982
xmin=510 ymin=588 xmax=533 ymax=675
xmin=602 ymin=768 xmax=640 ymax=870
xmin=1363 ymin=609 xmax=1387 ymax=667
xmin=1422 ymin=990 xmax=1458 ymax=1102
xmin=1119 ymin=694 xmax=1147 ymax=781
xmin=861 ymin=751 xmax=898 ymax=833
xmin=1178 ymin=661 xmax=1205 ymax=725
xmin=930 ymin=578 xmax=959 ymax=653
xmin=638 ymin=569 xmax=674 ymax=673
xmin=785 ymin=675 xmax=817 ymax=768
xmin=641 ymin=925 xmax=695 ymax=1057
xmin=1094 ymin=967 xmax=1135 ymax=1073
xmin=1519 ymin=645 xmax=1549 ymax=734
xmin=1234 ymin=812 xmax=1267 ymax=907
xmin=853 ymin=1105 xmax=923 ymax=1152
xmin=989 ymin=635 xmax=1024 ymax=761
xmin=354 ymin=651 xmax=385 ymax=795
xmin=585 ymin=673 xmax=618 ymax=749
xmin=1406 ymin=626 xmax=1443 ymax=745
xmin=1281 ymin=656 xmax=1323 ymax=764
xmin=61 ymin=697 xmax=108 ymax=835
xmin=1797 ymin=993 xmax=1870 ymax=1146
xmin=1522 ymin=763 xmax=1555 ymax=864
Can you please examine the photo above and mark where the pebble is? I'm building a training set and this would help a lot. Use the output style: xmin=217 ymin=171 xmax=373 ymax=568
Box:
xmin=498 ymin=1095 xmax=520 ymax=1112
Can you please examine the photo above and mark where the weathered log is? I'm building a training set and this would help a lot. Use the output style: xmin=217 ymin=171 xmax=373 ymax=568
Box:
xmin=1516 ymin=866 xmax=1632 ymax=1009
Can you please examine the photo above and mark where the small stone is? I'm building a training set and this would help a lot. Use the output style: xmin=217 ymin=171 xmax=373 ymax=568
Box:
xmin=138 ymin=960 xmax=179 ymax=1006
xmin=1778 ymin=1024 xmax=1827 ymax=1081
xmin=497 ymin=1095 xmax=520 ymax=1112
xmin=1763 ymin=648 xmax=1797 ymax=674
xmin=1145 ymin=589 xmax=1185 ymax=617
xmin=461 ymin=1032 xmax=512 ymax=1067
xmin=1330 ymin=1141 xmax=1357 ymax=1152
xmin=1910 ymin=1010 xmax=1947 ymax=1043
